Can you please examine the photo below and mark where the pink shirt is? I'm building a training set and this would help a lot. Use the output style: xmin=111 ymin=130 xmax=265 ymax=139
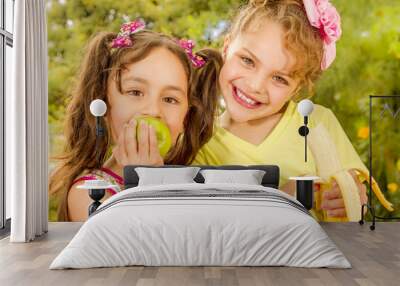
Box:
xmin=72 ymin=167 xmax=124 ymax=195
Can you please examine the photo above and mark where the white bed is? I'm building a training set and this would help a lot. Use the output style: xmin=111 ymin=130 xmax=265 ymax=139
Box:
xmin=50 ymin=183 xmax=350 ymax=269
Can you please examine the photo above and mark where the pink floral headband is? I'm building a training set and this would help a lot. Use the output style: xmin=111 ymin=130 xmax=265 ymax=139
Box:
xmin=111 ymin=19 xmax=146 ymax=49
xmin=111 ymin=19 xmax=206 ymax=68
xmin=177 ymin=39 xmax=206 ymax=68
xmin=303 ymin=0 xmax=342 ymax=70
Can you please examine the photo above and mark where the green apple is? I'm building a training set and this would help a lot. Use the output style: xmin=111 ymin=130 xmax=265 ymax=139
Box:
xmin=135 ymin=116 xmax=172 ymax=158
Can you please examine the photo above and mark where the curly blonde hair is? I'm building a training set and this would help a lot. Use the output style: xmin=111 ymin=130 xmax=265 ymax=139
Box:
xmin=228 ymin=0 xmax=324 ymax=97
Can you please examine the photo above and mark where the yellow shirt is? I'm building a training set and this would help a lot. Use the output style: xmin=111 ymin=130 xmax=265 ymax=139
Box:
xmin=193 ymin=100 xmax=368 ymax=188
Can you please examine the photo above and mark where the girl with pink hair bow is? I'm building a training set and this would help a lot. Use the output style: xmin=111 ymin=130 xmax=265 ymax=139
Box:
xmin=49 ymin=20 xmax=223 ymax=221
xmin=193 ymin=0 xmax=369 ymax=221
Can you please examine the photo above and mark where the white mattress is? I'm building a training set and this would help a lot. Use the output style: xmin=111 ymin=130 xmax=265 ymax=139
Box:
xmin=50 ymin=183 xmax=351 ymax=269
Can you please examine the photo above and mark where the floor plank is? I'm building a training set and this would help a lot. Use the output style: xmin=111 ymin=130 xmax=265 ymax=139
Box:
xmin=0 ymin=222 xmax=399 ymax=286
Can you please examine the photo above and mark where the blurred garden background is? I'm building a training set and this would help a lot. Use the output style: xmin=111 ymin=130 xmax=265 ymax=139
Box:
xmin=47 ymin=0 xmax=400 ymax=221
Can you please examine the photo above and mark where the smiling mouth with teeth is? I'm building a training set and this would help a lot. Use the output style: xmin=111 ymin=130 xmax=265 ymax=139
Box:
xmin=232 ymin=86 xmax=262 ymax=109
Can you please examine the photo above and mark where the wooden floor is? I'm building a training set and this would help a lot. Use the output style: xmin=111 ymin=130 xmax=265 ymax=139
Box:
xmin=0 ymin=222 xmax=399 ymax=286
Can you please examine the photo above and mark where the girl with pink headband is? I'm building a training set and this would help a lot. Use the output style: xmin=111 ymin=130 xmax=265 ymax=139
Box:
xmin=193 ymin=0 xmax=369 ymax=221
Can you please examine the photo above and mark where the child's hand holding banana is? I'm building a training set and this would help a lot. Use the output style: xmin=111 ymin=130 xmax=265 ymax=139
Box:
xmin=319 ymin=169 xmax=368 ymax=218
xmin=308 ymin=124 xmax=393 ymax=222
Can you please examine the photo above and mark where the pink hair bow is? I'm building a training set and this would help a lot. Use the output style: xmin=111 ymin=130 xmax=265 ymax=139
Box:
xmin=111 ymin=19 xmax=146 ymax=49
xmin=303 ymin=0 xmax=342 ymax=70
xmin=178 ymin=39 xmax=206 ymax=68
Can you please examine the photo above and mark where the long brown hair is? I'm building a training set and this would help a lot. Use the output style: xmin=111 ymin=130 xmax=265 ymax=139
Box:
xmin=49 ymin=30 xmax=222 ymax=221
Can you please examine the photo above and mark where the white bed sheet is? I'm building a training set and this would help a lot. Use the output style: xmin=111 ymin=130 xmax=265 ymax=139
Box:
xmin=50 ymin=183 xmax=350 ymax=269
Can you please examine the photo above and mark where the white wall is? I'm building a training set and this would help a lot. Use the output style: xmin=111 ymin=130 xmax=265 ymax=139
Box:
xmin=5 ymin=44 xmax=12 ymax=219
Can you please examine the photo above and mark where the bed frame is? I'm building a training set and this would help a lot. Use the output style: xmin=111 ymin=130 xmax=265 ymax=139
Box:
xmin=123 ymin=165 xmax=280 ymax=189
xmin=88 ymin=165 xmax=280 ymax=216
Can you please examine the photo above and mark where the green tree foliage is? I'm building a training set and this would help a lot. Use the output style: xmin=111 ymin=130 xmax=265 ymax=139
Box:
xmin=314 ymin=1 xmax=400 ymax=219
xmin=47 ymin=0 xmax=400 ymax=221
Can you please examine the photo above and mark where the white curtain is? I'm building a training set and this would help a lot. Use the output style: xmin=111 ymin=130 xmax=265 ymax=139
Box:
xmin=7 ymin=0 xmax=48 ymax=242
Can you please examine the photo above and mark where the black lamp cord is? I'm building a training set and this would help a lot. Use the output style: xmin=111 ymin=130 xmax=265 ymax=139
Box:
xmin=95 ymin=116 xmax=105 ymax=164
xmin=298 ymin=116 xmax=309 ymax=162
xmin=304 ymin=116 xmax=308 ymax=162
xmin=88 ymin=116 xmax=106 ymax=216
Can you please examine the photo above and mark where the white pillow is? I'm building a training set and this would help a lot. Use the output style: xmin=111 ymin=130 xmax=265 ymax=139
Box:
xmin=200 ymin=169 xmax=266 ymax=185
xmin=135 ymin=167 xmax=201 ymax=186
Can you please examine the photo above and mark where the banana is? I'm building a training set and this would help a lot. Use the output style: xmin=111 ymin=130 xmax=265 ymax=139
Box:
xmin=355 ymin=168 xmax=394 ymax=212
xmin=307 ymin=124 xmax=393 ymax=222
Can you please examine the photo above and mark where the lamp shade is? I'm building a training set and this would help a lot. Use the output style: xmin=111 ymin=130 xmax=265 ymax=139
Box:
xmin=90 ymin=99 xmax=107 ymax=117
xmin=297 ymin=99 xmax=314 ymax=117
